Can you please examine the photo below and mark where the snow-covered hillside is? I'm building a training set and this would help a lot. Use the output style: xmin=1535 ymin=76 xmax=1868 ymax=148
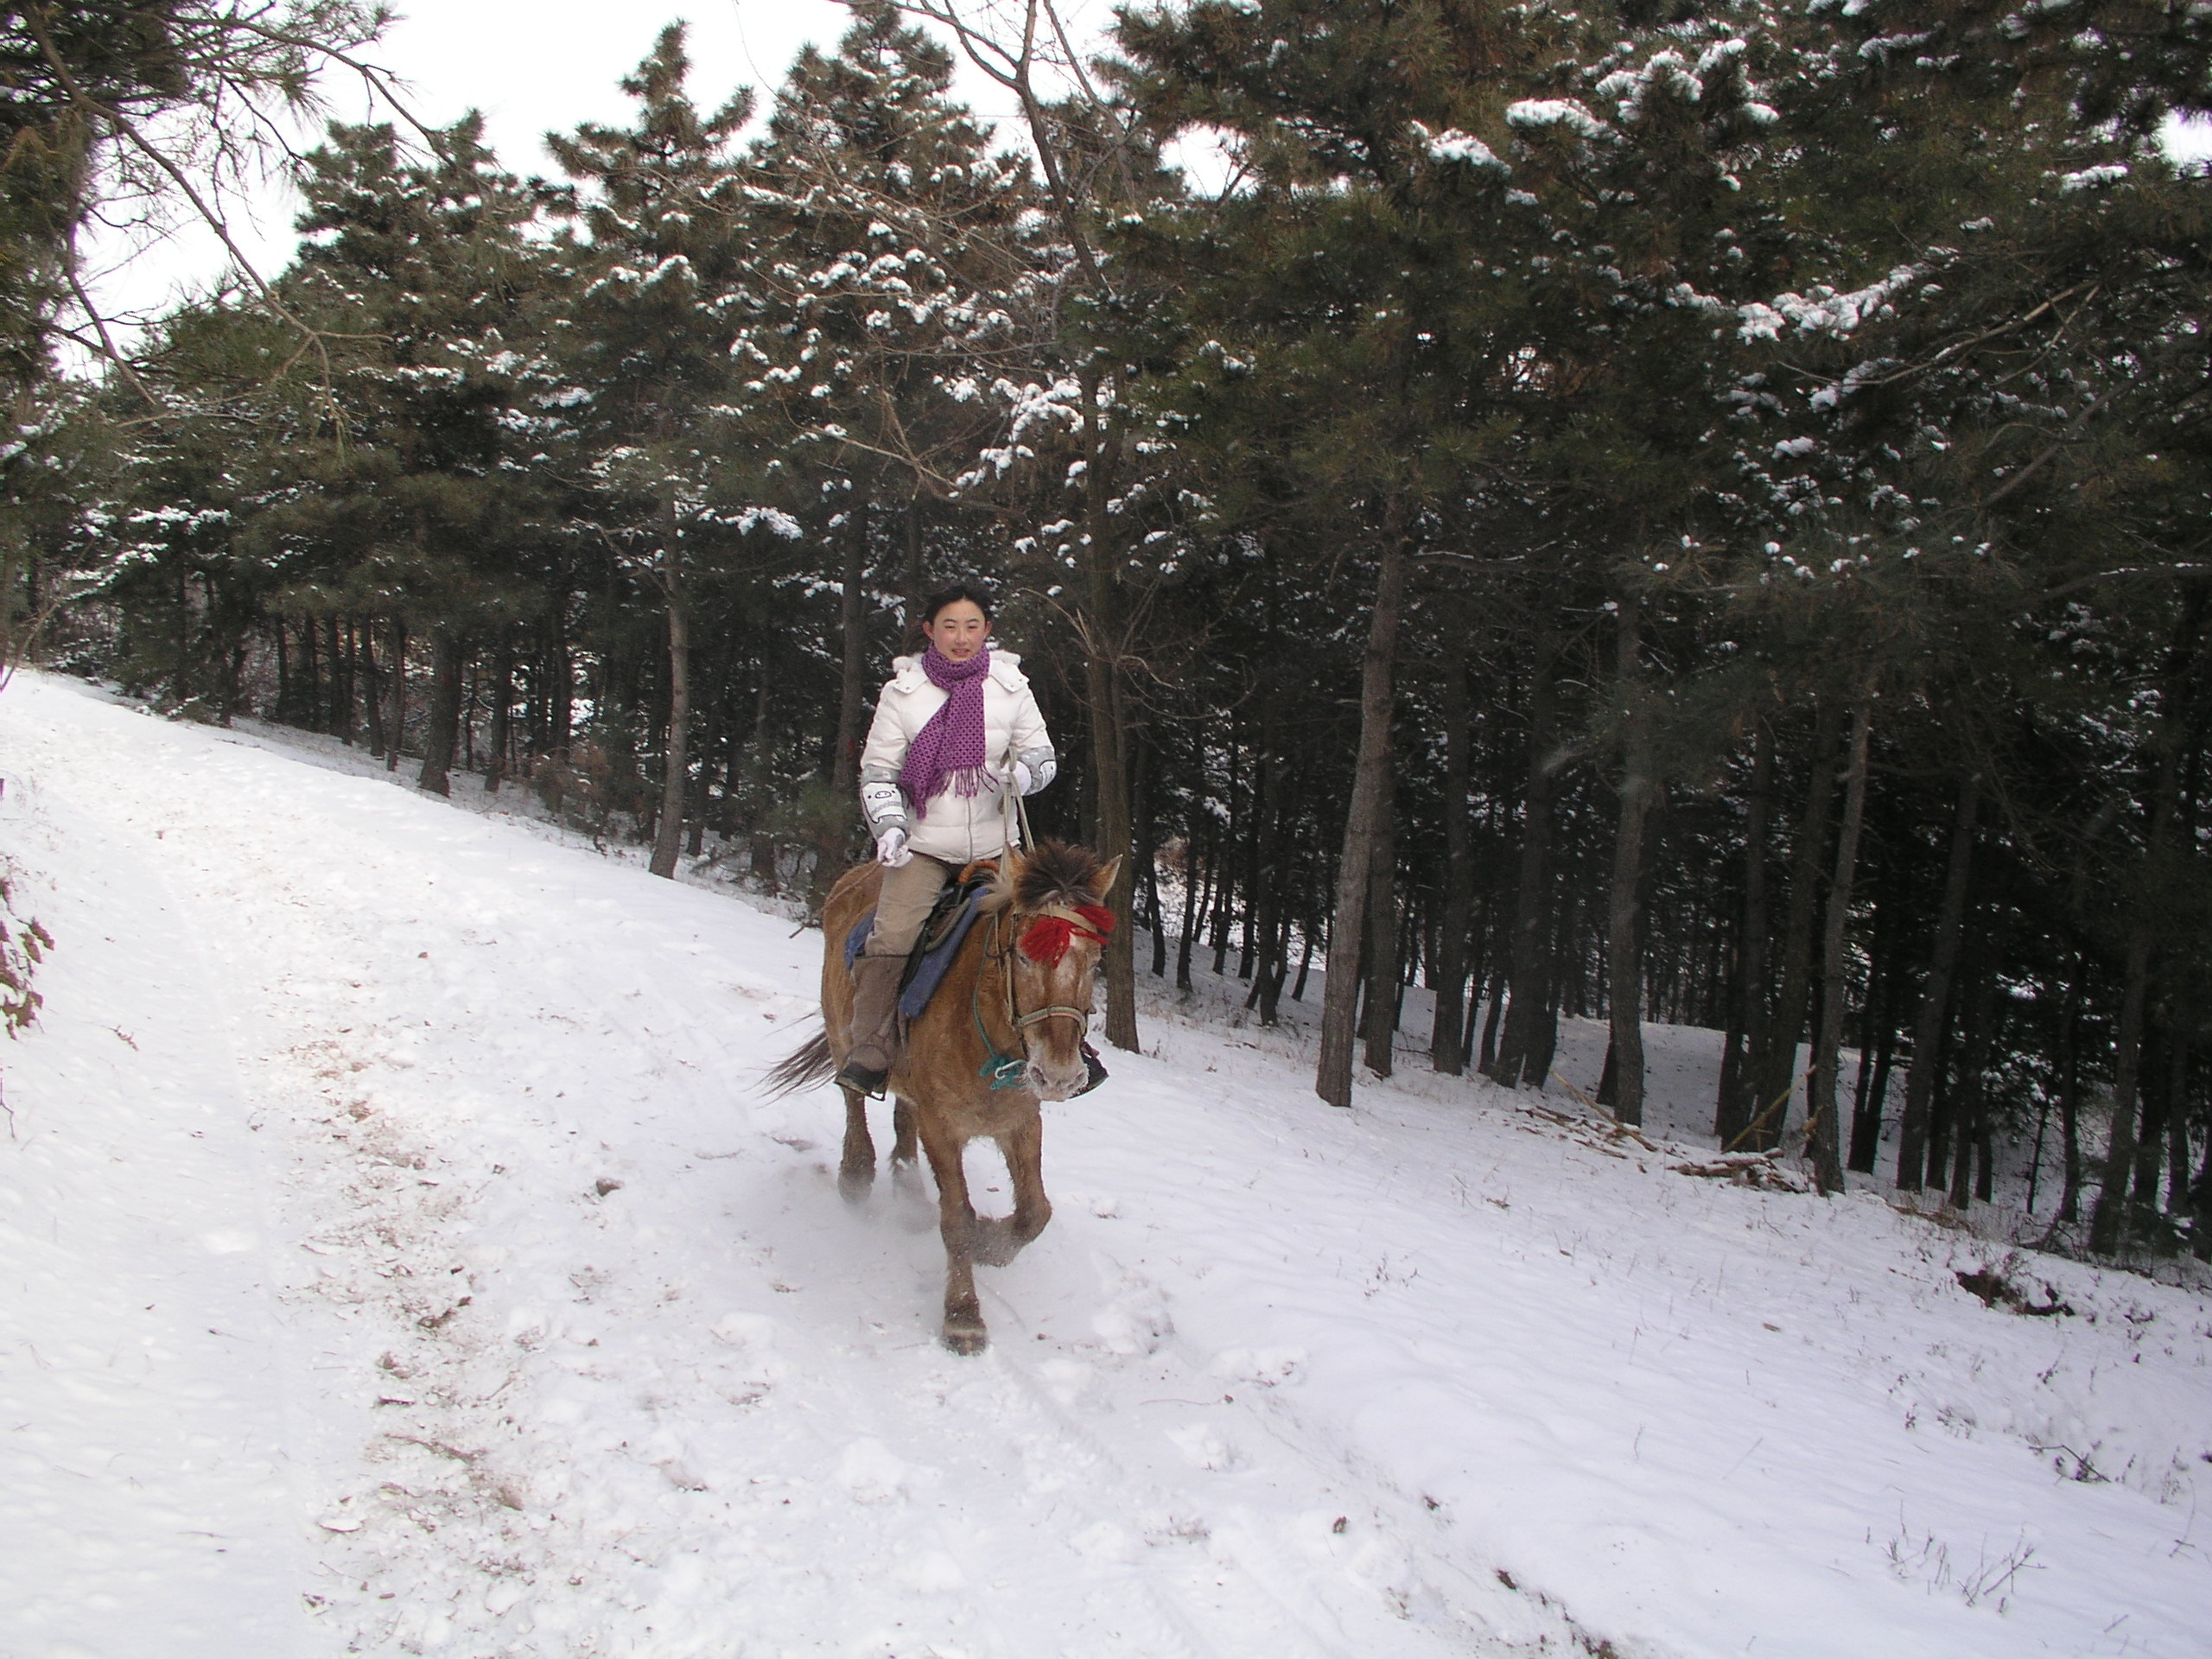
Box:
xmin=3 ymin=671 xmax=2207 ymax=1659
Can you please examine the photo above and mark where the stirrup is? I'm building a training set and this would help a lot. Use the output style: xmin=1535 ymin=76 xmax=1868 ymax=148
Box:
xmin=836 ymin=1055 xmax=890 ymax=1097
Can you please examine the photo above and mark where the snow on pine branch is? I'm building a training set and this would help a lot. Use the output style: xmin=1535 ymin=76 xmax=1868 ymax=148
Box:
xmin=1736 ymin=266 xmax=1922 ymax=342
xmin=950 ymin=374 xmax=1084 ymax=493
xmin=1586 ymin=37 xmax=1781 ymax=132
xmin=1409 ymin=122 xmax=1507 ymax=173
xmin=2056 ymin=164 xmax=2129 ymax=194
xmin=709 ymin=506 xmax=804 ymax=539
xmin=1504 ymin=99 xmax=1612 ymax=143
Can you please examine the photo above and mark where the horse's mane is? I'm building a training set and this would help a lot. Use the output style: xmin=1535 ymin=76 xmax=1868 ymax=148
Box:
xmin=989 ymin=840 xmax=1110 ymax=913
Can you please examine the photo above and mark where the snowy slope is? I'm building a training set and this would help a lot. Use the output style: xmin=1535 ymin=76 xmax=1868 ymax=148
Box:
xmin=1 ymin=671 xmax=2207 ymax=1659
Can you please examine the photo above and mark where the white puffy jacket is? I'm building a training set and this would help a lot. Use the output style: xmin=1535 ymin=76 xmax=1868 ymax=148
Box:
xmin=858 ymin=650 xmax=1056 ymax=864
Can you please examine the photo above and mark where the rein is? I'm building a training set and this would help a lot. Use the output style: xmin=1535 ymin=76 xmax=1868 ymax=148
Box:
xmin=970 ymin=901 xmax=1113 ymax=1090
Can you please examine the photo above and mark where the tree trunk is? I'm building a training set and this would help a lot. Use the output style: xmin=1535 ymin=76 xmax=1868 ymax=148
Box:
xmin=1145 ymin=851 xmax=1168 ymax=977
xmin=1752 ymin=700 xmax=1843 ymax=1149
xmin=299 ymin=615 xmax=321 ymax=732
xmin=1077 ymin=367 xmax=1140 ymax=1052
xmin=831 ymin=485 xmax=870 ymax=798
xmin=1478 ymin=965 xmax=1507 ymax=1072
xmin=1317 ymin=499 xmax=1414 ymax=1109
xmin=689 ymin=677 xmax=721 ymax=860
xmin=1174 ymin=833 xmax=1199 ymax=995
xmin=2190 ymin=1118 xmax=2212 ymax=1262
xmin=1718 ymin=721 xmax=1775 ymax=1144
xmin=416 ymin=631 xmax=466 ymax=798
xmin=1896 ymin=772 xmax=1980 ymax=1192
xmin=486 ymin=645 xmax=514 ymax=791
xmin=361 ymin=620 xmax=385 ymax=759
xmin=1604 ymin=597 xmax=1655 ymax=1127
xmin=1948 ymin=964 xmax=1997 ymax=1210
xmin=1923 ymin=1004 xmax=1957 ymax=1192
xmin=2057 ymin=966 xmax=2085 ymax=1224
xmin=2166 ymin=1041 xmax=2192 ymax=1215
xmin=461 ymin=665 xmax=476 ymax=773
xmin=1857 ymin=1020 xmax=1898 ymax=1178
xmin=1360 ymin=766 xmax=1400 ymax=1077
xmin=741 ymin=675 xmax=778 ymax=891
xmin=328 ymin=617 xmax=349 ymax=741
xmin=1432 ymin=650 xmax=1475 ymax=1074
xmin=173 ymin=564 xmax=191 ymax=702
xmin=548 ymin=626 xmax=573 ymax=753
xmin=385 ymin=616 xmax=408 ymax=772
xmin=1848 ymin=889 xmax=1896 ymax=1174
xmin=1252 ymin=710 xmax=1287 ymax=1027
xmin=2088 ymin=932 xmax=2154 ymax=1251
xmin=1237 ymin=731 xmax=1260 ymax=982
xmin=1808 ymin=696 xmax=1874 ymax=1193
xmin=1485 ymin=643 xmax=1561 ymax=1090
xmin=2089 ymin=587 xmax=2206 ymax=1251
xmin=1209 ymin=815 xmax=1235 ymax=979
xmin=273 ymin=615 xmax=291 ymax=724
xmin=900 ymin=493 xmax=927 ymax=626
xmin=2133 ymin=1026 xmax=2173 ymax=1205
xmin=650 ymin=535 xmax=690 ymax=881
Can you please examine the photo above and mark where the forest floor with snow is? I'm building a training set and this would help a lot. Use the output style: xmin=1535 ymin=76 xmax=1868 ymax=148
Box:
xmin=3 ymin=671 xmax=2209 ymax=1659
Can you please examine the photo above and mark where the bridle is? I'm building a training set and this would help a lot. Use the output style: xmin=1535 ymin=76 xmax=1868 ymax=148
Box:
xmin=971 ymin=900 xmax=1114 ymax=1090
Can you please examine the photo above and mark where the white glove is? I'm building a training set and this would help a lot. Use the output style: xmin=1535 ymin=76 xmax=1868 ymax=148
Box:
xmin=875 ymin=826 xmax=912 ymax=868
xmin=988 ymin=760 xmax=1034 ymax=797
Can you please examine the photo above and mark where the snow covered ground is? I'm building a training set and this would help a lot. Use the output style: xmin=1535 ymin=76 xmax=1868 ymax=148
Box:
xmin=2 ymin=670 xmax=2208 ymax=1659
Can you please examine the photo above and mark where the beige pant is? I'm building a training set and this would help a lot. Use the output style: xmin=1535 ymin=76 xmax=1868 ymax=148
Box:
xmin=863 ymin=854 xmax=954 ymax=958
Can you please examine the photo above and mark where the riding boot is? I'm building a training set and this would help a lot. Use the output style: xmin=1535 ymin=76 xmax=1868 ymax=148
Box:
xmin=1072 ymin=1041 xmax=1108 ymax=1097
xmin=837 ymin=955 xmax=906 ymax=1096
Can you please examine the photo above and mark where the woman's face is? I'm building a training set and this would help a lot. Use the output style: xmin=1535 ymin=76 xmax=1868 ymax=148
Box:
xmin=925 ymin=600 xmax=989 ymax=663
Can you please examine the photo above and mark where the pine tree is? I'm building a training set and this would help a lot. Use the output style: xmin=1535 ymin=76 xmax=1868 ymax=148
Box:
xmin=547 ymin=27 xmax=768 ymax=875
xmin=270 ymin=115 xmax=552 ymax=789
xmin=736 ymin=7 xmax=1042 ymax=795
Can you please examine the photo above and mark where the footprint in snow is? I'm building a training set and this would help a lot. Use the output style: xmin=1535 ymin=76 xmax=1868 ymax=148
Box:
xmin=1166 ymin=1421 xmax=1240 ymax=1471
xmin=837 ymin=1437 xmax=924 ymax=1504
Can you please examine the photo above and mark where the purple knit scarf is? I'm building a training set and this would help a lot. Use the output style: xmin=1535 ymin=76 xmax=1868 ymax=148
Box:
xmin=899 ymin=645 xmax=992 ymax=820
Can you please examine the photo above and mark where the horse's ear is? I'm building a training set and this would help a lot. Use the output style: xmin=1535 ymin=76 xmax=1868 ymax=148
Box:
xmin=1095 ymin=855 xmax=1122 ymax=900
xmin=1001 ymin=844 xmax=1028 ymax=880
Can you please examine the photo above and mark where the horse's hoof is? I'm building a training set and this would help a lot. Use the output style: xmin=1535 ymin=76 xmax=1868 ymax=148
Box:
xmin=838 ymin=1165 xmax=874 ymax=1205
xmin=941 ymin=1321 xmax=988 ymax=1356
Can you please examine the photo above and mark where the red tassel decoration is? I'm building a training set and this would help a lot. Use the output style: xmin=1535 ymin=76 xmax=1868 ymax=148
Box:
xmin=1020 ymin=906 xmax=1116 ymax=967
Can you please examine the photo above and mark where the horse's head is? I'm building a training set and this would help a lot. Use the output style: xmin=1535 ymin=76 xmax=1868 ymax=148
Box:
xmin=990 ymin=841 xmax=1122 ymax=1101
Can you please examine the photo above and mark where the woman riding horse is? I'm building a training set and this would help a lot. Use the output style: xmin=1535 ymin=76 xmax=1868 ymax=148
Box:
xmin=839 ymin=581 xmax=1058 ymax=1095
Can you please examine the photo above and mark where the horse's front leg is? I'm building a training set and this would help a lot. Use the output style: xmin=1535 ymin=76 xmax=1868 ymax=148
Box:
xmin=889 ymin=1098 xmax=923 ymax=1196
xmin=838 ymin=1087 xmax=876 ymax=1205
xmin=975 ymin=1113 xmax=1052 ymax=1268
xmin=918 ymin=1122 xmax=987 ymax=1354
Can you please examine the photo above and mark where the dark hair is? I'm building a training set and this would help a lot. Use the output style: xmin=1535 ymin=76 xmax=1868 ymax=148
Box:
xmin=905 ymin=580 xmax=996 ymax=652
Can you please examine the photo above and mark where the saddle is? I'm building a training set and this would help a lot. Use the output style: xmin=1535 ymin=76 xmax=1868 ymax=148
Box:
xmin=842 ymin=865 xmax=995 ymax=1021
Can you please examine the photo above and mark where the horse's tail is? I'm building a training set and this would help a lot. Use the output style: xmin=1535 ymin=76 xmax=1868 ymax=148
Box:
xmin=764 ymin=1027 xmax=836 ymax=1098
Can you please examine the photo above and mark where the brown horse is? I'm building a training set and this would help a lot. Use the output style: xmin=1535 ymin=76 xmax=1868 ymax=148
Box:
xmin=769 ymin=841 xmax=1121 ymax=1354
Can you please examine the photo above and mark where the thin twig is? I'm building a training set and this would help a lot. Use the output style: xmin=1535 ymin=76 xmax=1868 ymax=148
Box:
xmin=1725 ymin=1069 xmax=1810 ymax=1153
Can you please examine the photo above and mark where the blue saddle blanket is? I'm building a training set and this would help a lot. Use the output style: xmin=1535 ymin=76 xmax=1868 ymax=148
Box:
xmin=844 ymin=887 xmax=988 ymax=1020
